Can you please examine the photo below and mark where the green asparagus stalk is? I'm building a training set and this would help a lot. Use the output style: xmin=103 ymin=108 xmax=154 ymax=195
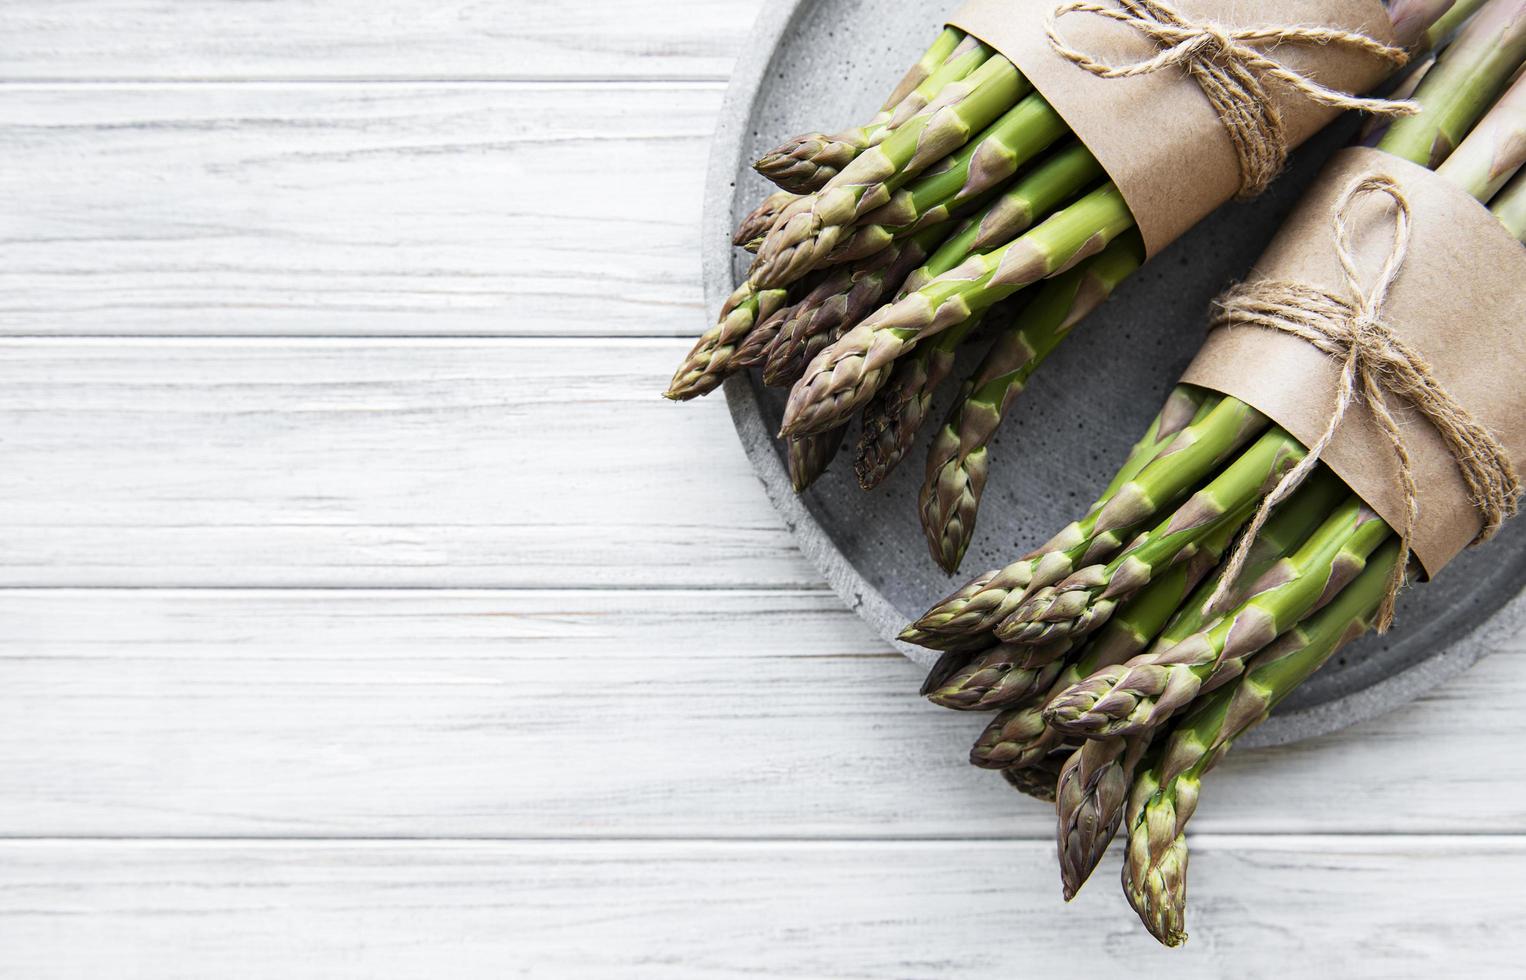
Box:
xmin=851 ymin=146 xmax=1111 ymax=487
xmin=753 ymin=31 xmax=976 ymax=193
xmin=1045 ymin=496 xmax=1394 ymax=738
xmin=1027 ymin=396 xmax=1269 ymax=590
xmin=786 ymin=425 xmax=849 ymax=493
xmin=895 ymin=142 xmax=1105 ymax=299
xmin=1048 ymin=545 xmax=1243 ymax=898
xmin=998 ymin=427 xmax=1309 ymax=645
xmin=1123 ymin=538 xmax=1403 ymax=947
xmin=777 ymin=182 xmax=1136 ymax=437
xmin=1434 ymin=67 xmax=1526 ymax=198
xmin=763 ymin=226 xmax=945 ymax=387
xmin=665 ymin=283 xmax=790 ymax=401
xmin=977 ymin=466 xmax=1342 ymax=776
xmin=883 ymin=34 xmax=989 ymax=128
xmin=1389 ymin=0 xmax=1466 ymax=46
xmin=854 ymin=312 xmax=987 ymax=491
xmin=732 ymin=298 xmax=799 ymax=369
xmin=751 ymin=54 xmax=1028 ymax=289
xmin=1055 ymin=734 xmax=1152 ymax=901
xmin=781 ymin=186 xmax=1141 ymax=433
xmin=733 ymin=190 xmax=800 ymax=248
xmin=757 ymin=132 xmax=873 ymax=196
xmin=1419 ymin=0 xmax=1495 ymax=48
xmin=926 ymin=639 xmax=1073 ymax=711
xmin=823 ymin=93 xmax=1071 ymax=266
xmin=904 ymin=387 xmax=1218 ymax=639
xmin=920 ymin=235 xmax=1145 ymax=573
xmin=964 ymin=143 xmax=1106 ymax=252
xmin=1378 ymin=0 xmax=1526 ymax=166
xmin=971 ymin=512 xmax=1249 ymax=771
xmin=883 ymin=29 xmax=971 ymax=106
xmin=973 ymin=394 xmax=1267 ymax=630
xmin=918 ymin=639 xmax=997 ymax=697
xmin=1492 ymin=169 xmax=1526 ymax=237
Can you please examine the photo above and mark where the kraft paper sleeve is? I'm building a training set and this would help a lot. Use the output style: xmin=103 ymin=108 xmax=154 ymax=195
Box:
xmin=1183 ymin=147 xmax=1526 ymax=578
xmin=947 ymin=0 xmax=1398 ymax=257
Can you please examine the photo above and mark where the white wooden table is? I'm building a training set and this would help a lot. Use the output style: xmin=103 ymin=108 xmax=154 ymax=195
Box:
xmin=2 ymin=3 xmax=1523 ymax=975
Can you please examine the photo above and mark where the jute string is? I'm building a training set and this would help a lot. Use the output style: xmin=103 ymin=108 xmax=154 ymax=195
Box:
xmin=1046 ymin=0 xmax=1417 ymax=198
xmin=1204 ymin=175 xmax=1520 ymax=630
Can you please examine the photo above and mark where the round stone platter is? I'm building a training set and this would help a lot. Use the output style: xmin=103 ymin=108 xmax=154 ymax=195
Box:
xmin=703 ymin=0 xmax=1526 ymax=746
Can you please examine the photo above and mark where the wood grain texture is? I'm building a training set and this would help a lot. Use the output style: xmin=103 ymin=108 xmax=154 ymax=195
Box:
xmin=0 ymin=83 xmax=723 ymax=337
xmin=3 ymin=838 xmax=1523 ymax=978
xmin=0 ymin=339 xmax=815 ymax=588
xmin=5 ymin=0 xmax=1526 ymax=968
xmin=0 ymin=1 xmax=762 ymax=80
xmin=2 ymin=587 xmax=1522 ymax=839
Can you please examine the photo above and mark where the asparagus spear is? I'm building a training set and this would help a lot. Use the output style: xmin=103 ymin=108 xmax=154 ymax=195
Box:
xmin=777 ymin=182 xmax=1136 ymax=437
xmin=1391 ymin=0 xmax=1483 ymax=47
xmin=918 ymin=639 xmax=998 ymax=697
xmin=982 ymin=393 xmax=1267 ymax=616
xmin=1418 ymin=0 xmax=1495 ymax=48
xmin=883 ymin=34 xmax=989 ymax=128
xmin=1434 ymin=67 xmax=1526 ymax=199
xmin=665 ymin=284 xmax=790 ymax=401
xmin=904 ymin=386 xmax=1218 ymax=639
xmin=1045 ymin=496 xmax=1394 ymax=738
xmin=731 ymin=299 xmax=798 ymax=369
xmin=1044 ymin=473 xmax=1347 ymax=899
xmin=895 ymin=142 xmax=1105 ymax=299
xmin=920 ymin=235 xmax=1145 ymax=573
xmin=964 ymin=143 xmax=1105 ymax=252
xmin=976 ymin=470 xmax=1342 ymax=770
xmin=1055 ymin=735 xmax=1152 ymax=901
xmin=763 ymin=227 xmax=945 ymax=387
xmin=753 ymin=31 xmax=975 ymax=193
xmin=1378 ymin=0 xmax=1526 ymax=166
xmin=854 ymin=312 xmax=986 ymax=491
xmin=787 ymin=425 xmax=849 ymax=493
xmin=852 ymin=146 xmax=1113 ymax=489
xmin=971 ymin=512 xmax=1248 ymax=771
xmin=925 ymin=639 xmax=1073 ymax=711
xmin=751 ymin=54 xmax=1029 ymax=289
xmin=758 ymin=132 xmax=873 ymax=195
xmin=733 ymin=190 xmax=799 ymax=249
xmin=1492 ymin=169 xmax=1526 ymax=237
xmin=1123 ymin=538 xmax=1403 ymax=947
xmin=823 ymin=93 xmax=1071 ymax=266
xmin=998 ymin=427 xmax=1308 ymax=644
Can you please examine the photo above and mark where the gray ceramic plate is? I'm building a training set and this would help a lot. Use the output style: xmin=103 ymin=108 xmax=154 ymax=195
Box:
xmin=705 ymin=0 xmax=1526 ymax=746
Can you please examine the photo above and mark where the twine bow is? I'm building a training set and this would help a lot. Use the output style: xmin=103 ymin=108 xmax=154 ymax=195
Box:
xmin=1205 ymin=175 xmax=1521 ymax=630
xmin=1046 ymin=0 xmax=1417 ymax=197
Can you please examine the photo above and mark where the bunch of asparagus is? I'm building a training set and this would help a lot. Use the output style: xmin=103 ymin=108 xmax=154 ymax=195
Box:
xmin=904 ymin=8 xmax=1526 ymax=945
xmin=669 ymin=0 xmax=1486 ymax=573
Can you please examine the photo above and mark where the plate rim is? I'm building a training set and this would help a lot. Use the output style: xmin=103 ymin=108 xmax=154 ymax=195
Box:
xmin=701 ymin=0 xmax=1526 ymax=749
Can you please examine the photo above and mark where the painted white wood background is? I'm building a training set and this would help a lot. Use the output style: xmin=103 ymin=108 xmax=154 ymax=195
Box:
xmin=2 ymin=2 xmax=1523 ymax=975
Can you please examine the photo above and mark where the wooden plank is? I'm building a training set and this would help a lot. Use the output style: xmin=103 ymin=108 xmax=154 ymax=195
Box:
xmin=0 ymin=1 xmax=761 ymax=81
xmin=0 ymin=83 xmax=727 ymax=338
xmin=2 ymin=588 xmax=1522 ymax=838
xmin=0 ymin=339 xmax=814 ymax=588
xmin=2 ymin=837 xmax=1522 ymax=977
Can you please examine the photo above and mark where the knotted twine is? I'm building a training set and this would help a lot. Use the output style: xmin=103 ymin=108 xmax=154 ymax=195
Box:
xmin=1046 ymin=0 xmax=1417 ymax=198
xmin=1203 ymin=175 xmax=1521 ymax=630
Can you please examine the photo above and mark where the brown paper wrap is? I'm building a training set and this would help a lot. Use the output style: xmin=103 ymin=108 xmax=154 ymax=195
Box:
xmin=1182 ymin=147 xmax=1526 ymax=577
xmin=947 ymin=0 xmax=1398 ymax=257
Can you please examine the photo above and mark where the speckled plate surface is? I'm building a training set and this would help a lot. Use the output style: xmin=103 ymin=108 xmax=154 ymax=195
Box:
xmin=705 ymin=0 xmax=1526 ymax=746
